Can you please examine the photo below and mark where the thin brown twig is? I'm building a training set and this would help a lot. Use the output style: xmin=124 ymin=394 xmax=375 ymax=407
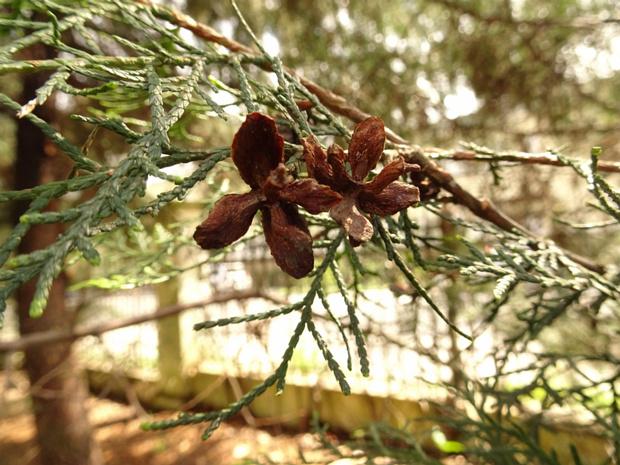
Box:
xmin=0 ymin=289 xmax=288 ymax=353
xmin=396 ymin=146 xmax=607 ymax=274
xmin=130 ymin=0 xmax=608 ymax=275
xmin=429 ymin=148 xmax=620 ymax=173
xmin=132 ymin=0 xmax=405 ymax=143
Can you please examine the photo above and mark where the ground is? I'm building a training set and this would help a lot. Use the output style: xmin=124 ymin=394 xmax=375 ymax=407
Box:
xmin=0 ymin=371 xmax=337 ymax=465
xmin=1 ymin=371 xmax=468 ymax=465
xmin=0 ymin=397 xmax=339 ymax=465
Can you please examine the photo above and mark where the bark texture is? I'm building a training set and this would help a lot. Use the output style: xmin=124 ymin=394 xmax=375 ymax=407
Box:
xmin=13 ymin=44 xmax=101 ymax=465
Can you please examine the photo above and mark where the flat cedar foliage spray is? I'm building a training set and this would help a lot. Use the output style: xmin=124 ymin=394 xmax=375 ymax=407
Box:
xmin=0 ymin=0 xmax=619 ymax=463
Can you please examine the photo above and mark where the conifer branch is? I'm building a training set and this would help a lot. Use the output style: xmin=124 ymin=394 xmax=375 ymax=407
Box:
xmin=130 ymin=0 xmax=609 ymax=277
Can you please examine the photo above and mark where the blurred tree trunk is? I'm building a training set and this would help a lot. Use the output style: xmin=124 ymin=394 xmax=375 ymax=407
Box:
xmin=13 ymin=46 xmax=101 ymax=465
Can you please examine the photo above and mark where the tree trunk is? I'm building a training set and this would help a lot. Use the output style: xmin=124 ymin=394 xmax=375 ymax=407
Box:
xmin=13 ymin=49 xmax=101 ymax=465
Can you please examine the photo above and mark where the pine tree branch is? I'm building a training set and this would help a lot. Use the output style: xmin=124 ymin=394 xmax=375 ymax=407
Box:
xmin=396 ymin=146 xmax=608 ymax=275
xmin=131 ymin=0 xmax=609 ymax=276
xmin=131 ymin=0 xmax=405 ymax=144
